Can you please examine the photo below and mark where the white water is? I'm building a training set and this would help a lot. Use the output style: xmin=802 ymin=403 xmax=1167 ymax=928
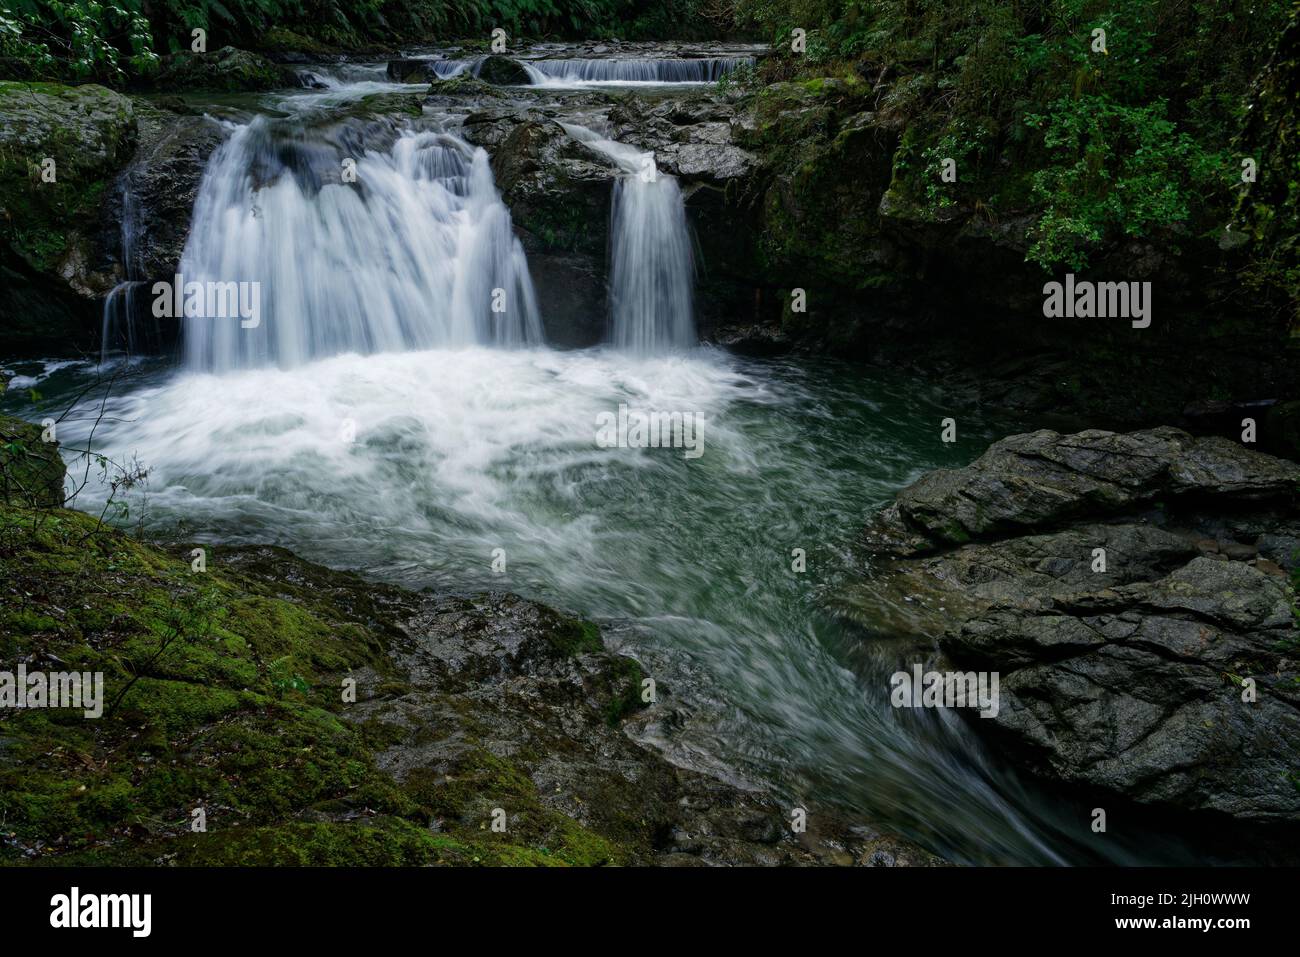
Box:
xmin=181 ymin=118 xmax=542 ymax=371
xmin=522 ymin=56 xmax=753 ymax=86
xmin=564 ymin=124 xmax=696 ymax=353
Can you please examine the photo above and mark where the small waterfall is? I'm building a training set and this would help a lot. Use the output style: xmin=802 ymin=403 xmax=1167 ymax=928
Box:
xmin=100 ymin=281 xmax=165 ymax=362
xmin=432 ymin=60 xmax=475 ymax=78
xmin=564 ymin=124 xmax=695 ymax=353
xmin=181 ymin=118 xmax=543 ymax=372
xmin=100 ymin=178 xmax=159 ymax=363
xmin=523 ymin=57 xmax=754 ymax=84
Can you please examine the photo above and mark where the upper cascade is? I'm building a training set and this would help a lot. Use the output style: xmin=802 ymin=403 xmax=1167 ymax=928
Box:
xmin=522 ymin=56 xmax=754 ymax=84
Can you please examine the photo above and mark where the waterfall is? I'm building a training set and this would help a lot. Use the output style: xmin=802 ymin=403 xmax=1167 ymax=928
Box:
xmin=181 ymin=117 xmax=543 ymax=372
xmin=563 ymin=124 xmax=696 ymax=353
xmin=100 ymin=176 xmax=157 ymax=362
xmin=523 ymin=56 xmax=754 ymax=84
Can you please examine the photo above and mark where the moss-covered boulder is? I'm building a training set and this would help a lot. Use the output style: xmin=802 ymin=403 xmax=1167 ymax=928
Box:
xmin=476 ymin=56 xmax=532 ymax=86
xmin=153 ymin=46 xmax=296 ymax=93
xmin=0 ymin=81 xmax=137 ymax=353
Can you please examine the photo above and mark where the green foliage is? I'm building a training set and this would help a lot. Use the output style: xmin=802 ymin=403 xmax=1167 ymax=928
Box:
xmin=736 ymin=0 xmax=1292 ymax=270
xmin=1025 ymin=95 xmax=1225 ymax=269
xmin=0 ymin=0 xmax=686 ymax=82
xmin=2 ymin=0 xmax=157 ymax=81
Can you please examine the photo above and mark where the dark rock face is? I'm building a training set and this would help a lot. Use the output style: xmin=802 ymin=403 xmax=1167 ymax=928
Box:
xmin=462 ymin=111 xmax=621 ymax=347
xmin=855 ymin=427 xmax=1300 ymax=824
xmin=458 ymin=89 xmax=764 ymax=348
xmin=117 ymin=103 xmax=227 ymax=282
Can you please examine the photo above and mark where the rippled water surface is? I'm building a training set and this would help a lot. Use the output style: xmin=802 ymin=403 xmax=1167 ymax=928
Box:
xmin=5 ymin=348 xmax=1215 ymax=865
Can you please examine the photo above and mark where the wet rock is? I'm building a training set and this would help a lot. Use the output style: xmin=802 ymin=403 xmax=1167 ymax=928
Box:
xmin=117 ymin=101 xmax=227 ymax=281
xmin=864 ymin=427 xmax=1300 ymax=556
xmin=476 ymin=55 xmax=532 ymax=86
xmin=387 ymin=58 xmax=435 ymax=83
xmin=221 ymin=553 xmax=937 ymax=866
xmin=856 ymin=426 xmax=1300 ymax=824
xmin=463 ymin=115 xmax=620 ymax=346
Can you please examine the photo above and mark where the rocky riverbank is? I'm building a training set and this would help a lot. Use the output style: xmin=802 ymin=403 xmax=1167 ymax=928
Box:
xmin=847 ymin=426 xmax=1300 ymax=835
xmin=0 ymin=419 xmax=940 ymax=866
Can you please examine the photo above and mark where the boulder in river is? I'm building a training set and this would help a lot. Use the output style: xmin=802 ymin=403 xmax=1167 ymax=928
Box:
xmin=153 ymin=46 xmax=297 ymax=92
xmin=853 ymin=427 xmax=1300 ymax=825
xmin=475 ymin=55 xmax=533 ymax=86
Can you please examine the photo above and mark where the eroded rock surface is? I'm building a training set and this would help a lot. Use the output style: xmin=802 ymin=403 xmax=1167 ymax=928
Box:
xmin=853 ymin=427 xmax=1300 ymax=823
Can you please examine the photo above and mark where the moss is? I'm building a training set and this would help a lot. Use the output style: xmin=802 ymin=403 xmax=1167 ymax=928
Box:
xmin=547 ymin=616 xmax=604 ymax=657
xmin=0 ymin=500 xmax=643 ymax=866
xmin=602 ymin=656 xmax=646 ymax=727
xmin=256 ymin=28 xmax=340 ymax=57
xmin=1 ymin=414 xmax=66 ymax=507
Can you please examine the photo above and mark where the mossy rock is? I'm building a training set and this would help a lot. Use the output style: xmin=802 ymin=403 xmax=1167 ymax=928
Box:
xmin=153 ymin=47 xmax=296 ymax=93
xmin=476 ymin=56 xmax=532 ymax=86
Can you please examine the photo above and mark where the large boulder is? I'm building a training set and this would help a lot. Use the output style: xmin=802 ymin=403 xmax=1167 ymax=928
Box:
xmin=864 ymin=427 xmax=1300 ymax=556
xmin=853 ymin=426 xmax=1300 ymax=825
xmin=153 ymin=46 xmax=296 ymax=92
xmin=0 ymin=81 xmax=137 ymax=354
xmin=475 ymin=55 xmax=532 ymax=86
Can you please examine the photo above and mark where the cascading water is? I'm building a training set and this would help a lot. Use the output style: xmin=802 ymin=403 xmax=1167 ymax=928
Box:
xmin=100 ymin=168 xmax=160 ymax=362
xmin=29 ymin=51 xmax=1236 ymax=866
xmin=523 ymin=56 xmax=754 ymax=84
xmin=181 ymin=117 xmax=542 ymax=371
xmin=564 ymin=124 xmax=696 ymax=353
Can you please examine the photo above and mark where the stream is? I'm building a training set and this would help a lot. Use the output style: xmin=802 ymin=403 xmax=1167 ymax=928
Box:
xmin=2 ymin=47 xmax=1219 ymax=865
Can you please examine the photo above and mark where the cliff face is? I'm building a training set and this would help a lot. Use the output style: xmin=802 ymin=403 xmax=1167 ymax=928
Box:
xmin=691 ymin=74 xmax=1298 ymax=432
xmin=1233 ymin=4 xmax=1300 ymax=331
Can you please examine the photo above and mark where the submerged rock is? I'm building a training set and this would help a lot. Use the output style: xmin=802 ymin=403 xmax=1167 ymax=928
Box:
xmin=855 ymin=426 xmax=1300 ymax=825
